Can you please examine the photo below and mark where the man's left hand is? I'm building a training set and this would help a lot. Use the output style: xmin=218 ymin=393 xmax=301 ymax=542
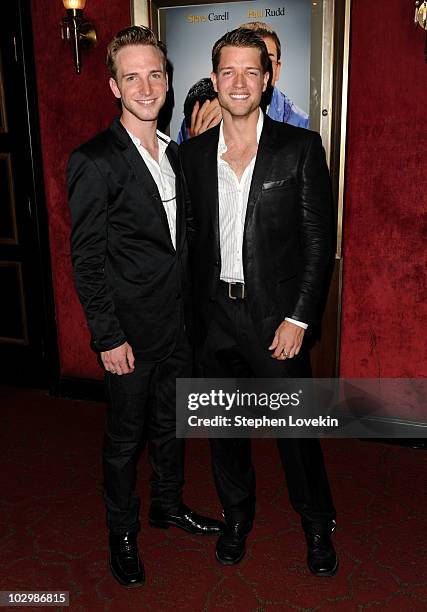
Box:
xmin=269 ymin=320 xmax=305 ymax=360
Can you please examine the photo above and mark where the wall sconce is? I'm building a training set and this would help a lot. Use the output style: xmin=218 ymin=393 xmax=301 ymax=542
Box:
xmin=61 ymin=0 xmax=97 ymax=74
xmin=414 ymin=1 xmax=427 ymax=61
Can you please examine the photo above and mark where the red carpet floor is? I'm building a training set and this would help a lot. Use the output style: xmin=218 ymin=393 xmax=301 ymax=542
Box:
xmin=0 ymin=386 xmax=426 ymax=611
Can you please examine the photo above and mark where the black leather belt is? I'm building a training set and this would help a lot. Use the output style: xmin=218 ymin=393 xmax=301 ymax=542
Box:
xmin=220 ymin=280 xmax=246 ymax=300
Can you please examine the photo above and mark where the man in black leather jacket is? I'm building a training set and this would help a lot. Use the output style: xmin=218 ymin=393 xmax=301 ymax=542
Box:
xmin=180 ymin=28 xmax=338 ymax=576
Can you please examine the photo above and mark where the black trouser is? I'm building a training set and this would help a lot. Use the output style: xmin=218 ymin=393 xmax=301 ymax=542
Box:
xmin=200 ymin=283 xmax=336 ymax=527
xmin=103 ymin=325 xmax=192 ymax=535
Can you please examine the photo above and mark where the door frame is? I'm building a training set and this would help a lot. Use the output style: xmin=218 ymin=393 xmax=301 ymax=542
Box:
xmin=0 ymin=0 xmax=59 ymax=387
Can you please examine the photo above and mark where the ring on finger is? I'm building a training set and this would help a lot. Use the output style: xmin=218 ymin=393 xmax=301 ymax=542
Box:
xmin=282 ymin=349 xmax=289 ymax=358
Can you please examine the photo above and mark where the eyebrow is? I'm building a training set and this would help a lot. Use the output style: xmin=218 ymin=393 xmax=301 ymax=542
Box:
xmin=219 ymin=65 xmax=261 ymax=70
xmin=122 ymin=69 xmax=164 ymax=77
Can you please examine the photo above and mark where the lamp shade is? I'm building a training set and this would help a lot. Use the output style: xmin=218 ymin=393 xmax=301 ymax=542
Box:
xmin=63 ymin=0 xmax=86 ymax=9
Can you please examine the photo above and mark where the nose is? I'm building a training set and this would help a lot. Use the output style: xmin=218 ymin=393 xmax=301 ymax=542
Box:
xmin=138 ymin=76 xmax=152 ymax=96
xmin=233 ymin=71 xmax=246 ymax=88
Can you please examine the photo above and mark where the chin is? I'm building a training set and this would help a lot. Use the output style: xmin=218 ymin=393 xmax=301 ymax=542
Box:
xmin=137 ymin=109 xmax=161 ymax=122
xmin=223 ymin=102 xmax=250 ymax=114
xmin=231 ymin=106 xmax=257 ymax=117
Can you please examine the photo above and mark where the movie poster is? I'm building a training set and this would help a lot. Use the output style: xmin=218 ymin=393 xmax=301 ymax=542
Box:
xmin=158 ymin=0 xmax=313 ymax=140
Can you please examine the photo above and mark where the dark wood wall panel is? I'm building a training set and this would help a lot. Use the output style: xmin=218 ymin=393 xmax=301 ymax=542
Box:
xmin=0 ymin=154 xmax=18 ymax=243
xmin=0 ymin=261 xmax=28 ymax=344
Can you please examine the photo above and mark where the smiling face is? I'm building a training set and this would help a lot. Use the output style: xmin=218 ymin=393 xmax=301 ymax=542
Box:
xmin=211 ymin=45 xmax=269 ymax=119
xmin=109 ymin=44 xmax=167 ymax=130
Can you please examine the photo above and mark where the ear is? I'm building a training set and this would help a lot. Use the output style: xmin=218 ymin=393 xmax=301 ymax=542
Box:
xmin=210 ymin=72 xmax=218 ymax=93
xmin=262 ymin=71 xmax=270 ymax=92
xmin=165 ymin=71 xmax=169 ymax=92
xmin=275 ymin=60 xmax=282 ymax=83
xmin=109 ymin=77 xmax=121 ymax=100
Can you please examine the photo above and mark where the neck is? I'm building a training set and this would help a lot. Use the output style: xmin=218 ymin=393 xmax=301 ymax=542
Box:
xmin=120 ymin=113 xmax=158 ymax=150
xmin=222 ymin=107 xmax=260 ymax=146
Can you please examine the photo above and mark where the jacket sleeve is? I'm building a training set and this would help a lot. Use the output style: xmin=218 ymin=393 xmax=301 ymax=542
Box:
xmin=67 ymin=150 xmax=127 ymax=352
xmin=289 ymin=133 xmax=333 ymax=325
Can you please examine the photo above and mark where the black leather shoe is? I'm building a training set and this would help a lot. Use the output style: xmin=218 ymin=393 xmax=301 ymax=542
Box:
xmin=109 ymin=532 xmax=145 ymax=587
xmin=304 ymin=523 xmax=338 ymax=576
xmin=149 ymin=503 xmax=225 ymax=535
xmin=215 ymin=521 xmax=252 ymax=565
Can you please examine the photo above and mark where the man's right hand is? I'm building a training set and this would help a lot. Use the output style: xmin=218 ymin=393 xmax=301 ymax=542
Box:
xmin=189 ymin=98 xmax=222 ymax=138
xmin=101 ymin=342 xmax=135 ymax=375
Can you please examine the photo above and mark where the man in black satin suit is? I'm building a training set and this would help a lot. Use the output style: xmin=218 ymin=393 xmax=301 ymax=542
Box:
xmin=67 ymin=26 xmax=223 ymax=588
xmin=180 ymin=28 xmax=338 ymax=575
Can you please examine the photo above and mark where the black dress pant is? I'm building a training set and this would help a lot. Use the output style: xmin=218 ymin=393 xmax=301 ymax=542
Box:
xmin=200 ymin=284 xmax=336 ymax=527
xmin=103 ymin=324 xmax=191 ymax=535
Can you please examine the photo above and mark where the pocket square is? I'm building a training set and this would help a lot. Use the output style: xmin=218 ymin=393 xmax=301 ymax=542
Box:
xmin=262 ymin=177 xmax=296 ymax=190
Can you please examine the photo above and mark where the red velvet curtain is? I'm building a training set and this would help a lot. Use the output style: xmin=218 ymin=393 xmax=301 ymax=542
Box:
xmin=31 ymin=0 xmax=129 ymax=379
xmin=340 ymin=0 xmax=427 ymax=377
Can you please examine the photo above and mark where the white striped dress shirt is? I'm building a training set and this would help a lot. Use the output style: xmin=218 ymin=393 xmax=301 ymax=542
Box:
xmin=217 ymin=112 xmax=262 ymax=284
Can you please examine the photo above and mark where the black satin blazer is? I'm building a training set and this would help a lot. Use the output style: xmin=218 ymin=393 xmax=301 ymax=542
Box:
xmin=179 ymin=114 xmax=333 ymax=348
xmin=68 ymin=117 xmax=191 ymax=359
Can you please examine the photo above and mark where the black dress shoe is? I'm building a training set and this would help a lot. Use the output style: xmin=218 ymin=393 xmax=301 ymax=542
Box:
xmin=215 ymin=521 xmax=252 ymax=565
xmin=304 ymin=523 xmax=338 ymax=577
xmin=149 ymin=503 xmax=225 ymax=535
xmin=109 ymin=532 xmax=145 ymax=587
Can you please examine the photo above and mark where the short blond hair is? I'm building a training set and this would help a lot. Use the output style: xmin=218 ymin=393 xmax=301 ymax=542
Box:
xmin=107 ymin=26 xmax=167 ymax=79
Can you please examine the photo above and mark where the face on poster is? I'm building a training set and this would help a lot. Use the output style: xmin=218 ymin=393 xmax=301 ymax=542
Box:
xmin=158 ymin=0 xmax=312 ymax=140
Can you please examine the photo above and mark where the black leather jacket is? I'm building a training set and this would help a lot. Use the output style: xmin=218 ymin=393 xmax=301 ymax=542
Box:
xmin=180 ymin=114 xmax=333 ymax=348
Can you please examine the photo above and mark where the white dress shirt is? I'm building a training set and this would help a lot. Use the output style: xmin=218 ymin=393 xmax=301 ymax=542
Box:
xmin=217 ymin=110 xmax=307 ymax=330
xmin=127 ymin=129 xmax=177 ymax=249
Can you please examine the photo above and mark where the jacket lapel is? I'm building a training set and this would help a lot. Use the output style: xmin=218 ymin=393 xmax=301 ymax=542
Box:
xmin=244 ymin=114 xmax=276 ymax=231
xmin=202 ymin=125 xmax=221 ymax=259
xmin=110 ymin=118 xmax=174 ymax=250
xmin=165 ymin=141 xmax=182 ymax=251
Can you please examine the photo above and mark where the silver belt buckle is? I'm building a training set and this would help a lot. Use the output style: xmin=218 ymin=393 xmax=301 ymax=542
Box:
xmin=228 ymin=282 xmax=237 ymax=300
xmin=228 ymin=282 xmax=245 ymax=299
